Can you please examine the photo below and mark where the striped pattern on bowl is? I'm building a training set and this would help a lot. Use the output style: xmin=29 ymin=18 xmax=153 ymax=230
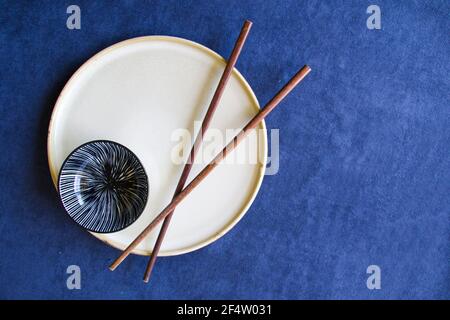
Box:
xmin=58 ymin=140 xmax=148 ymax=233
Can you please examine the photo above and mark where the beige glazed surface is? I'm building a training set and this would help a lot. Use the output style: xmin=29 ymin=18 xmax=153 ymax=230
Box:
xmin=47 ymin=36 xmax=267 ymax=256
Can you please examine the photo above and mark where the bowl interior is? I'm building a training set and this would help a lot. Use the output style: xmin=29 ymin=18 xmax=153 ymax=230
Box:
xmin=58 ymin=140 xmax=148 ymax=233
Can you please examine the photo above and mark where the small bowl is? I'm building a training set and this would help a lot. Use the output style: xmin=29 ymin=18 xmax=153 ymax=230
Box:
xmin=58 ymin=140 xmax=149 ymax=233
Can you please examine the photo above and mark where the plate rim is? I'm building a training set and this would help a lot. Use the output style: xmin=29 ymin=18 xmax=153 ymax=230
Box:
xmin=47 ymin=35 xmax=268 ymax=256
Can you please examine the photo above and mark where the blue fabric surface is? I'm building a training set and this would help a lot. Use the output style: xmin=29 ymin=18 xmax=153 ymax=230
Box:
xmin=0 ymin=0 xmax=449 ymax=299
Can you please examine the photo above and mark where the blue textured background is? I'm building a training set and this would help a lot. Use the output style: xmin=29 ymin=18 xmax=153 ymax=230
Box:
xmin=0 ymin=0 xmax=449 ymax=299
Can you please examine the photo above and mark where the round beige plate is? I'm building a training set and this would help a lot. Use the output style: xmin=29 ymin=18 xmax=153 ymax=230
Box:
xmin=47 ymin=36 xmax=267 ymax=256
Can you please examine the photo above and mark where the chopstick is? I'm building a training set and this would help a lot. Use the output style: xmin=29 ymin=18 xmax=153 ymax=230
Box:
xmin=109 ymin=65 xmax=311 ymax=272
xmin=143 ymin=20 xmax=253 ymax=282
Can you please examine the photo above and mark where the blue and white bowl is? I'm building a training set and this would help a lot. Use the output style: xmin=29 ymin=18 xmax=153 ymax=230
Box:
xmin=58 ymin=140 xmax=149 ymax=233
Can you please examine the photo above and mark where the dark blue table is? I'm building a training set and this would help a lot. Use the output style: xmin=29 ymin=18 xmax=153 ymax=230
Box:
xmin=0 ymin=0 xmax=448 ymax=299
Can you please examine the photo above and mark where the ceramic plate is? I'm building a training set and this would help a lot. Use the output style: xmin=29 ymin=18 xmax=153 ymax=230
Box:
xmin=47 ymin=36 xmax=267 ymax=256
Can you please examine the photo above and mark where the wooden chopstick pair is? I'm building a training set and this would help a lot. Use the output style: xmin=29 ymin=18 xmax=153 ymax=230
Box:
xmin=142 ymin=20 xmax=253 ymax=282
xmin=109 ymin=20 xmax=312 ymax=281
